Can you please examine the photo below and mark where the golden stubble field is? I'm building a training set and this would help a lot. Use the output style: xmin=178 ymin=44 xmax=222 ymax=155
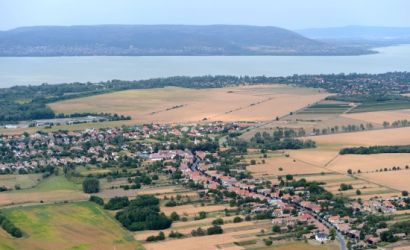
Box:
xmin=341 ymin=109 xmax=410 ymax=125
xmin=49 ymin=85 xmax=328 ymax=123
xmin=255 ymin=128 xmax=410 ymax=196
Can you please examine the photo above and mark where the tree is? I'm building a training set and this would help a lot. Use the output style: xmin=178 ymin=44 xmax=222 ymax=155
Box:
xmin=89 ymin=195 xmax=104 ymax=206
xmin=402 ymin=191 xmax=409 ymax=197
xmin=356 ymin=189 xmax=362 ymax=195
xmin=233 ymin=216 xmax=243 ymax=223
xmin=195 ymin=211 xmax=207 ymax=220
xmin=212 ymin=218 xmax=224 ymax=225
xmin=170 ymin=212 xmax=180 ymax=221
xmin=207 ymin=225 xmax=223 ymax=235
xmin=272 ymin=225 xmax=281 ymax=233
xmin=380 ymin=231 xmax=398 ymax=242
xmin=329 ymin=228 xmax=336 ymax=241
xmin=104 ymin=196 xmax=129 ymax=210
xmin=82 ymin=177 xmax=100 ymax=193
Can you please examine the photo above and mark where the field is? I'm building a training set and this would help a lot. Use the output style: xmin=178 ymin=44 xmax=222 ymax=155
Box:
xmin=359 ymin=171 xmax=410 ymax=192
xmin=0 ymin=175 xmax=85 ymax=207
xmin=0 ymin=202 xmax=141 ymax=250
xmin=308 ymin=127 xmax=410 ymax=148
xmin=341 ymin=109 xmax=410 ymax=125
xmin=246 ymin=152 xmax=331 ymax=178
xmin=258 ymin=241 xmax=339 ymax=250
xmin=246 ymin=127 xmax=410 ymax=198
xmin=349 ymin=99 xmax=410 ymax=113
xmin=297 ymin=101 xmax=353 ymax=115
xmin=0 ymin=174 xmax=43 ymax=190
xmin=49 ymin=85 xmax=328 ymax=124
xmin=326 ymin=154 xmax=410 ymax=173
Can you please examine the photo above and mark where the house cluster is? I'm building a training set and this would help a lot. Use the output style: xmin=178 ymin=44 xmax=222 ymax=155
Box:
xmin=0 ymin=122 xmax=241 ymax=175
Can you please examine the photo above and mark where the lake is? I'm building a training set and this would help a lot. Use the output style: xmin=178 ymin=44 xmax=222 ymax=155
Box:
xmin=1 ymin=45 xmax=410 ymax=87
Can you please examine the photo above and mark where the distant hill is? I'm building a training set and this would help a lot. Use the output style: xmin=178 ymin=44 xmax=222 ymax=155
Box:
xmin=0 ymin=25 xmax=372 ymax=56
xmin=298 ymin=26 xmax=410 ymax=44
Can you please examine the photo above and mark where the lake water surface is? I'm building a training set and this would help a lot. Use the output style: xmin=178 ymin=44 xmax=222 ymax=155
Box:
xmin=1 ymin=45 xmax=410 ymax=87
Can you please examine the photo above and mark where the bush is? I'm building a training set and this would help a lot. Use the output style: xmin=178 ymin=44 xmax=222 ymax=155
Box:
xmin=191 ymin=227 xmax=206 ymax=237
xmin=207 ymin=225 xmax=223 ymax=235
xmin=169 ymin=230 xmax=184 ymax=238
xmin=146 ymin=231 xmax=165 ymax=242
xmin=104 ymin=196 xmax=129 ymax=210
xmin=170 ymin=211 xmax=180 ymax=221
xmin=165 ymin=200 xmax=177 ymax=207
xmin=339 ymin=183 xmax=353 ymax=191
xmin=82 ymin=177 xmax=100 ymax=193
xmin=0 ymin=213 xmax=23 ymax=238
xmin=89 ymin=195 xmax=104 ymax=206
xmin=212 ymin=218 xmax=224 ymax=225
xmin=195 ymin=211 xmax=207 ymax=220
xmin=402 ymin=191 xmax=409 ymax=197
xmin=264 ymin=239 xmax=273 ymax=246
xmin=272 ymin=225 xmax=281 ymax=233
xmin=233 ymin=216 xmax=243 ymax=223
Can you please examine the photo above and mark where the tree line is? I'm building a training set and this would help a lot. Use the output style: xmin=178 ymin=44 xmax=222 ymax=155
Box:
xmin=340 ymin=145 xmax=410 ymax=155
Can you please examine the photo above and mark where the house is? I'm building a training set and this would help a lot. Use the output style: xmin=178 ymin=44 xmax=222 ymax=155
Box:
xmin=328 ymin=215 xmax=341 ymax=225
xmin=315 ymin=232 xmax=328 ymax=242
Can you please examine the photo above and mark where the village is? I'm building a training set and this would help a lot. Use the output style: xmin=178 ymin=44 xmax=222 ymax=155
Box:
xmin=1 ymin=120 xmax=410 ymax=250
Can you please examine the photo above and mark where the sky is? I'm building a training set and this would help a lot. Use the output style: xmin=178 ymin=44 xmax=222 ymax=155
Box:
xmin=1 ymin=0 xmax=410 ymax=31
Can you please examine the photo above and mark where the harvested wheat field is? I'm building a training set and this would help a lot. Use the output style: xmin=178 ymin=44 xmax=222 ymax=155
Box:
xmin=0 ymin=190 xmax=87 ymax=206
xmin=359 ymin=171 xmax=410 ymax=191
xmin=136 ymin=220 xmax=267 ymax=241
xmin=144 ymin=229 xmax=258 ymax=250
xmin=285 ymin=148 xmax=339 ymax=167
xmin=49 ymin=85 xmax=328 ymax=123
xmin=161 ymin=204 xmax=229 ymax=216
xmin=248 ymin=153 xmax=330 ymax=177
xmin=97 ymin=185 xmax=184 ymax=199
xmin=341 ymin=109 xmax=410 ymax=125
xmin=307 ymin=127 xmax=410 ymax=149
xmin=142 ymin=220 xmax=272 ymax=250
xmin=327 ymin=154 xmax=410 ymax=173
xmin=300 ymin=173 xmax=354 ymax=183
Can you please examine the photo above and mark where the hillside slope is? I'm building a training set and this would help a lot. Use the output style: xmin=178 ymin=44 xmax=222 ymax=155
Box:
xmin=0 ymin=25 xmax=372 ymax=56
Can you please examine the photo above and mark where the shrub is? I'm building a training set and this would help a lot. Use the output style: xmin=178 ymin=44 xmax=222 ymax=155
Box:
xmin=195 ymin=211 xmax=207 ymax=220
xmin=233 ymin=216 xmax=243 ymax=223
xmin=89 ymin=195 xmax=104 ymax=206
xmin=212 ymin=218 xmax=224 ymax=225
xmin=104 ymin=196 xmax=129 ymax=210
xmin=0 ymin=213 xmax=23 ymax=238
xmin=169 ymin=231 xmax=184 ymax=238
xmin=170 ymin=211 xmax=180 ymax=221
xmin=264 ymin=239 xmax=273 ymax=246
xmin=191 ymin=227 xmax=206 ymax=237
xmin=146 ymin=232 xmax=165 ymax=242
xmin=207 ymin=225 xmax=223 ymax=235
xmin=165 ymin=200 xmax=177 ymax=207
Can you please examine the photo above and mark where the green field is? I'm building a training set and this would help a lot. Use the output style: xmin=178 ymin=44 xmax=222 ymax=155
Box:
xmin=17 ymin=175 xmax=81 ymax=193
xmin=0 ymin=202 xmax=142 ymax=250
xmin=349 ymin=99 xmax=410 ymax=113
xmin=298 ymin=103 xmax=352 ymax=114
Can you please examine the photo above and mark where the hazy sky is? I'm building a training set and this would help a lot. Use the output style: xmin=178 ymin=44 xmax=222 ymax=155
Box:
xmin=1 ymin=0 xmax=410 ymax=31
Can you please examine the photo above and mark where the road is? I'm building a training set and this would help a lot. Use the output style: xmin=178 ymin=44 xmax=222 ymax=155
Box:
xmin=190 ymin=155 xmax=348 ymax=250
